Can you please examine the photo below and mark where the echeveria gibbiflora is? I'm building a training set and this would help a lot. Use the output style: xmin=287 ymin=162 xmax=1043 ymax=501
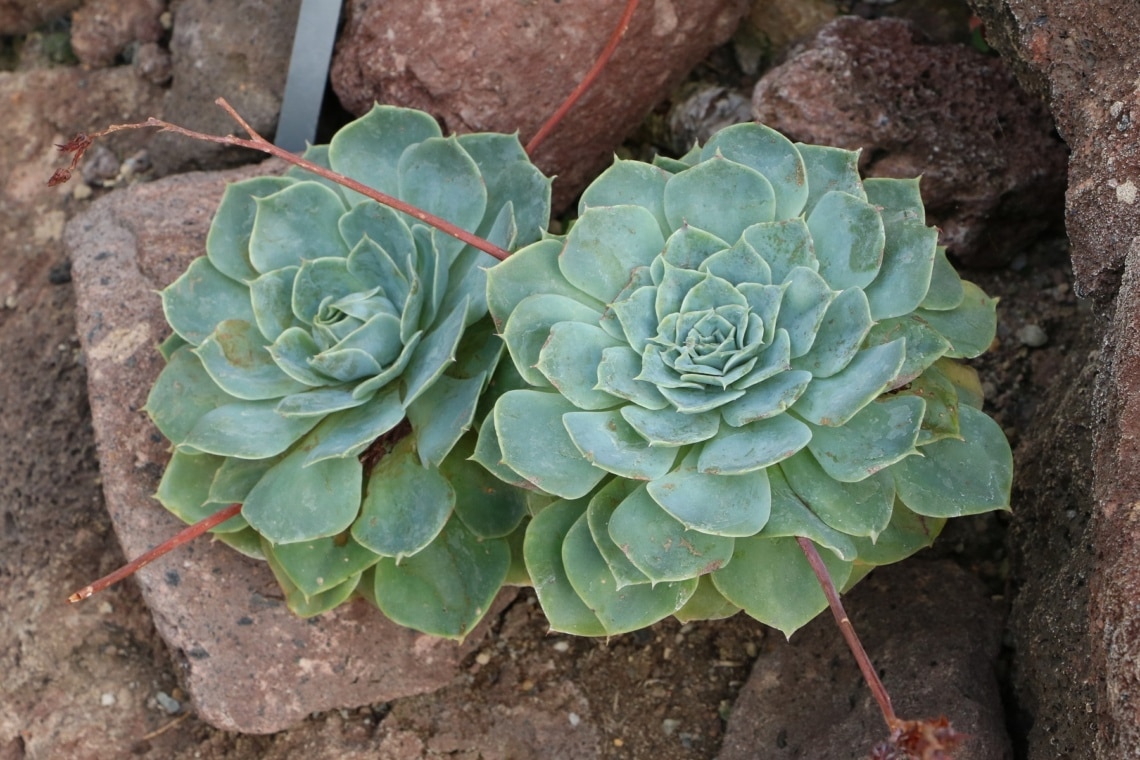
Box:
xmin=479 ymin=123 xmax=1012 ymax=637
xmin=145 ymin=105 xmax=551 ymax=638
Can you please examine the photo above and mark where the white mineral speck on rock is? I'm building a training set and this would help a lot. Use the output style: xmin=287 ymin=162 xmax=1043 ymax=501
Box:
xmin=1117 ymin=180 xmax=1137 ymax=205
xmin=100 ymin=692 xmax=116 ymax=706
xmin=569 ymin=712 xmax=581 ymax=727
xmin=553 ymin=640 xmax=570 ymax=652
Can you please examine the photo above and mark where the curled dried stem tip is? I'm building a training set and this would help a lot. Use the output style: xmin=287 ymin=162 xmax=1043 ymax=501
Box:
xmin=796 ymin=537 xmax=964 ymax=759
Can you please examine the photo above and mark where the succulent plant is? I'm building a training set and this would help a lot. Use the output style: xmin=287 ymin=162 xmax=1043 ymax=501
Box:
xmin=144 ymin=105 xmax=550 ymax=638
xmin=478 ymin=123 xmax=1012 ymax=637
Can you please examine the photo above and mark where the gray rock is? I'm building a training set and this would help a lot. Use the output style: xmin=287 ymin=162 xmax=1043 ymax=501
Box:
xmin=752 ymin=16 xmax=1066 ymax=268
xmin=1017 ymin=324 xmax=1048 ymax=347
xmin=64 ymin=163 xmax=515 ymax=734
xmin=147 ymin=0 xmax=300 ymax=177
xmin=718 ymin=560 xmax=1011 ymax=760
xmin=330 ymin=0 xmax=750 ymax=211
xmin=69 ymin=0 xmax=166 ymax=68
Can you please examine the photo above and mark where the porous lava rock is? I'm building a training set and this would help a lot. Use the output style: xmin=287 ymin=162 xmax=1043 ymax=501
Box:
xmin=751 ymin=16 xmax=1066 ymax=269
xmin=330 ymin=0 xmax=749 ymax=210
xmin=718 ymin=560 xmax=1011 ymax=760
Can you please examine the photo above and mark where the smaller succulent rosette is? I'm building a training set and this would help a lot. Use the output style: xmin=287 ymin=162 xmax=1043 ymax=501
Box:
xmin=479 ymin=123 xmax=1012 ymax=637
xmin=145 ymin=105 xmax=550 ymax=638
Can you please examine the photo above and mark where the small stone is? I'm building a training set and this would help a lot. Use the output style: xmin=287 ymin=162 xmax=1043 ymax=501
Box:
xmin=97 ymin=601 xmax=113 ymax=615
xmin=1017 ymin=324 xmax=1049 ymax=348
xmin=552 ymin=640 xmax=570 ymax=653
xmin=662 ymin=718 xmax=681 ymax=735
xmin=100 ymin=692 xmax=116 ymax=707
xmin=474 ymin=651 xmax=491 ymax=665
xmin=568 ymin=712 xmax=581 ymax=727
xmin=155 ymin=691 xmax=182 ymax=714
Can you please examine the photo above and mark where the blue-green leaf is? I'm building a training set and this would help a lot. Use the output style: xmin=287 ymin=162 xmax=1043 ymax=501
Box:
xmin=207 ymin=176 xmax=294 ymax=282
xmin=779 ymin=449 xmax=895 ymax=540
xmin=916 ymin=281 xmax=998 ymax=359
xmin=162 ymin=257 xmax=256 ymax=346
xmin=182 ymin=398 xmax=320 ymax=459
xmin=407 ymin=372 xmax=485 ymax=468
xmin=563 ymin=410 xmax=680 ymax=480
xmin=536 ymin=321 xmax=624 ymax=411
xmin=559 ymin=205 xmax=666 ymax=304
xmin=578 ymin=158 xmax=671 ymax=238
xmin=805 ymin=395 xmax=925 ymax=483
xmin=647 ymin=448 xmax=771 ymax=537
xmin=249 ymin=182 xmax=348 ymax=272
xmin=327 ymin=104 xmax=442 ymax=203
xmin=608 ymin=484 xmax=735 ymax=582
xmin=194 ymin=319 xmax=308 ymax=400
xmin=663 ymin=155 xmax=775 ymax=243
xmin=792 ymin=339 xmax=906 ymax=426
xmin=697 ymin=413 xmax=811 ymax=475
xmin=807 ymin=190 xmax=885 ymax=291
xmin=702 ymin=122 xmax=808 ymax=220
xmin=524 ymin=498 xmax=606 ymax=635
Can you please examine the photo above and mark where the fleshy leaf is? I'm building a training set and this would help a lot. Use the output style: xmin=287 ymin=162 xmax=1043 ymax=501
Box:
xmin=563 ymin=513 xmax=697 ymax=635
xmin=301 ymin=387 xmax=405 ymax=465
xmin=892 ymin=404 xmax=1013 ymax=517
xmin=701 ymin=122 xmax=808 ymax=220
xmin=742 ymin=219 xmax=816 ymax=285
xmin=559 ymin=205 xmax=666 ymax=304
xmin=660 ymin=225 xmax=730 ymax=271
xmin=915 ymin=281 xmax=998 ymax=359
xmin=155 ymin=451 xmax=247 ymax=532
xmin=863 ymin=218 xmax=938 ymax=321
xmin=327 ymin=104 xmax=442 ymax=202
xmin=162 ymin=257 xmax=256 ymax=345
xmin=249 ymin=266 xmax=301 ymax=342
xmin=353 ymin=437 xmax=454 ymax=559
xmin=248 ymin=182 xmax=348 ymax=272
xmin=805 ymin=395 xmax=925 ymax=483
xmin=494 ymin=390 xmax=607 ymax=498
xmin=697 ymin=413 xmax=811 ymax=475
xmin=647 ymin=448 xmax=771 ymax=537
xmin=920 ymin=246 xmax=965 ymax=311
xmin=242 ymin=443 xmax=362 ymax=543
xmin=596 ymin=346 xmax=669 ymax=410
xmin=397 ymin=136 xmax=488 ymax=260
xmin=779 ymin=449 xmax=896 ymax=540
xmin=663 ymin=155 xmax=776 ymax=243
xmin=402 ymin=297 xmax=469 ymax=406
xmin=563 ymin=410 xmax=679 ymax=481
xmin=181 ymin=399 xmax=320 ymax=459
xmin=721 ymin=370 xmax=811 ymax=427
xmin=263 ymin=542 xmax=362 ymax=617
xmin=674 ymin=575 xmax=741 ymax=623
xmin=792 ymin=339 xmax=906 ymax=426
xmin=407 ymin=372 xmax=485 ymax=468
xmin=712 ymin=535 xmax=851 ymax=638
xmin=372 ymin=517 xmax=509 ymax=640
xmin=206 ymin=455 xmax=280 ymax=510
xmin=440 ymin=433 xmax=527 ymax=539
xmin=620 ymin=405 xmax=719 ymax=447
xmin=759 ymin=468 xmax=859 ymax=561
xmin=608 ymin=484 xmax=735 ymax=582
xmin=195 ymin=319 xmax=308 ymax=400
xmin=145 ymin=347 xmax=241 ymax=445
xmin=486 ymin=239 xmax=602 ymax=332
xmin=502 ymin=293 xmax=604 ymax=388
xmin=790 ymin=287 xmax=872 ymax=378
xmin=536 ymin=321 xmax=624 ymax=411
xmin=806 ymin=190 xmax=885 ymax=291
xmin=795 ymin=143 xmax=866 ymax=216
xmin=864 ymin=315 xmax=952 ymax=388
xmin=271 ymin=533 xmax=382 ymax=598
xmin=894 ymin=364 xmax=962 ymax=445
xmin=578 ymin=158 xmax=671 ymax=238
xmin=775 ymin=267 xmax=834 ymax=359
xmin=585 ymin=477 xmax=650 ymax=588
xmin=523 ymin=497 xmax=606 ymax=635
xmin=207 ymin=176 xmax=294 ymax=282
xmin=848 ymin=500 xmax=945 ymax=569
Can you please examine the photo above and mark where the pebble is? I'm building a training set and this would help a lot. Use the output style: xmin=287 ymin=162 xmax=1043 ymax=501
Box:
xmin=100 ymin=692 xmax=116 ymax=706
xmin=155 ymin=691 xmax=182 ymax=714
xmin=552 ymin=640 xmax=570 ymax=653
xmin=568 ymin=712 xmax=581 ymax=727
xmin=663 ymin=718 xmax=681 ymax=735
xmin=1017 ymin=324 xmax=1048 ymax=347
xmin=474 ymin=651 xmax=491 ymax=665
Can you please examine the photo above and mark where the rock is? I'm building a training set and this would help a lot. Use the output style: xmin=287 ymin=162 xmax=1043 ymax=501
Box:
xmin=667 ymin=83 xmax=754 ymax=155
xmin=734 ymin=0 xmax=837 ymax=73
xmin=1004 ymin=316 xmax=1098 ymax=758
xmin=1017 ymin=324 xmax=1048 ymax=347
xmin=1091 ymin=244 xmax=1140 ymax=756
xmin=968 ymin=0 xmax=1140 ymax=301
xmin=147 ymin=0 xmax=300 ymax=177
xmin=69 ymin=0 xmax=166 ymax=68
xmin=0 ymin=0 xmax=80 ymax=35
xmin=64 ymin=163 xmax=516 ymax=734
xmin=330 ymin=0 xmax=750 ymax=211
xmin=751 ymin=16 xmax=1066 ymax=269
xmin=718 ymin=560 xmax=1011 ymax=760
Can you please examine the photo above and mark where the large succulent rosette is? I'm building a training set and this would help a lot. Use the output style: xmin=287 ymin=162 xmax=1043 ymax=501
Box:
xmin=478 ymin=123 xmax=1012 ymax=637
xmin=145 ymin=106 xmax=550 ymax=638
